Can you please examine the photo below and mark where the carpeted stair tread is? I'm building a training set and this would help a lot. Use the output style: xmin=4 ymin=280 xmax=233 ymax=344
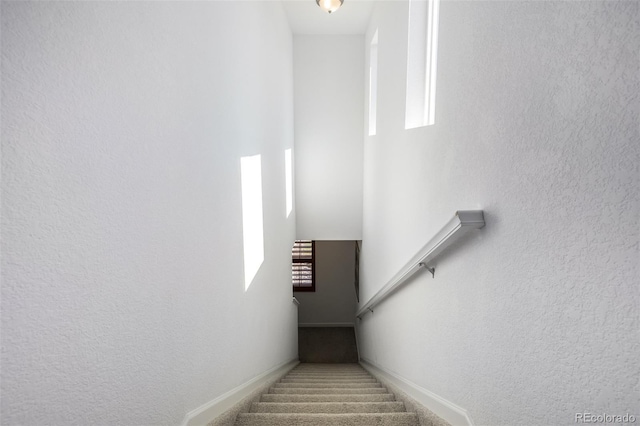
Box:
xmin=289 ymin=368 xmax=369 ymax=374
xmin=280 ymin=378 xmax=378 ymax=383
xmin=283 ymin=376 xmax=372 ymax=380
xmin=260 ymin=394 xmax=397 ymax=403
xmin=274 ymin=382 xmax=383 ymax=388
xmin=287 ymin=373 xmax=369 ymax=376
xmin=250 ymin=402 xmax=406 ymax=413
xmin=269 ymin=387 xmax=389 ymax=394
xmin=292 ymin=367 xmax=365 ymax=373
xmin=292 ymin=367 xmax=365 ymax=370
xmin=289 ymin=368 xmax=369 ymax=376
xmin=281 ymin=374 xmax=375 ymax=382
xmin=235 ymin=412 xmax=419 ymax=426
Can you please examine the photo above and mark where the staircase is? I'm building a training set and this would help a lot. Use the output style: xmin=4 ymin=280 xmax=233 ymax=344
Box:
xmin=234 ymin=363 xmax=419 ymax=425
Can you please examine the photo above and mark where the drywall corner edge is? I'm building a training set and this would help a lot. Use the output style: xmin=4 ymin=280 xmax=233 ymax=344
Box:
xmin=181 ymin=359 xmax=299 ymax=426
xmin=360 ymin=358 xmax=474 ymax=426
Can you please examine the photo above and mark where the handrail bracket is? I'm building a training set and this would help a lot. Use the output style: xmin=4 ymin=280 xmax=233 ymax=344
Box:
xmin=419 ymin=262 xmax=435 ymax=278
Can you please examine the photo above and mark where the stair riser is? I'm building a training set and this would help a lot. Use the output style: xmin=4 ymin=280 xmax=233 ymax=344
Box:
xmin=287 ymin=371 xmax=369 ymax=374
xmin=235 ymin=413 xmax=419 ymax=426
xmin=290 ymin=370 xmax=367 ymax=373
xmin=282 ymin=375 xmax=376 ymax=382
xmin=280 ymin=379 xmax=378 ymax=383
xmin=250 ymin=402 xmax=406 ymax=413
xmin=287 ymin=373 xmax=368 ymax=377
xmin=269 ymin=388 xmax=389 ymax=394
xmin=290 ymin=369 xmax=367 ymax=373
xmin=274 ymin=383 xmax=382 ymax=389
xmin=260 ymin=394 xmax=396 ymax=403
xmin=286 ymin=371 xmax=369 ymax=374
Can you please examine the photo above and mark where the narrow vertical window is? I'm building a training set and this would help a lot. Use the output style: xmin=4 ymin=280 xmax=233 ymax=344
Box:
xmin=285 ymin=148 xmax=293 ymax=217
xmin=405 ymin=0 xmax=440 ymax=129
xmin=424 ymin=0 xmax=440 ymax=125
xmin=240 ymin=155 xmax=264 ymax=290
xmin=369 ymin=30 xmax=379 ymax=136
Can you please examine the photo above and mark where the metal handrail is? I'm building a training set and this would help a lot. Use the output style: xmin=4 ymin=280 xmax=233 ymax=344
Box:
xmin=356 ymin=210 xmax=485 ymax=319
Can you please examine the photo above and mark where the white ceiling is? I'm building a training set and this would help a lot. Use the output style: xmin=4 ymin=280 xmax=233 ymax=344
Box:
xmin=282 ymin=0 xmax=375 ymax=35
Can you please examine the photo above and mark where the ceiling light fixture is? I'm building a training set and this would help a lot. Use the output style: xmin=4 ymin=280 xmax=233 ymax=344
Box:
xmin=316 ymin=0 xmax=343 ymax=14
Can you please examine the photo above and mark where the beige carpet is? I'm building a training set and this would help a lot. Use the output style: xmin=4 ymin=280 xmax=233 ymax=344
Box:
xmin=234 ymin=363 xmax=419 ymax=425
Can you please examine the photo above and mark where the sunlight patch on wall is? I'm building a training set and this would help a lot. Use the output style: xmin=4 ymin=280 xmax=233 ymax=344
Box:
xmin=405 ymin=0 xmax=440 ymax=129
xmin=240 ymin=154 xmax=265 ymax=290
xmin=285 ymin=148 xmax=293 ymax=217
xmin=369 ymin=30 xmax=379 ymax=136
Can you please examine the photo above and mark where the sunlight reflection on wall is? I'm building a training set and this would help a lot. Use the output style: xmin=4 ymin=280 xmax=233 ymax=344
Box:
xmin=240 ymin=154 xmax=265 ymax=290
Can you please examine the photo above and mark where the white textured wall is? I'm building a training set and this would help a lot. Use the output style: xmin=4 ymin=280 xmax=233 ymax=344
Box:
xmin=293 ymin=35 xmax=364 ymax=240
xmin=295 ymin=241 xmax=358 ymax=325
xmin=1 ymin=2 xmax=298 ymax=425
xmin=357 ymin=1 xmax=639 ymax=425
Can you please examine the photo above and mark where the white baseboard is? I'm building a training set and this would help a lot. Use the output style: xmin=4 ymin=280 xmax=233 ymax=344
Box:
xmin=360 ymin=358 xmax=474 ymax=426
xmin=180 ymin=358 xmax=299 ymax=426
xmin=298 ymin=322 xmax=355 ymax=327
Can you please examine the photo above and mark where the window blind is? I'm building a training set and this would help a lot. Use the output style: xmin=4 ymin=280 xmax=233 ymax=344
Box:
xmin=292 ymin=240 xmax=315 ymax=291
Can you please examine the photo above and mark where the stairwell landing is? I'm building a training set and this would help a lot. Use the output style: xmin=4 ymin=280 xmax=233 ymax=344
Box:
xmin=234 ymin=363 xmax=419 ymax=425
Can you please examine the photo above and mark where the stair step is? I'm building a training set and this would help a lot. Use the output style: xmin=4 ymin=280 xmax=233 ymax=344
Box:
xmin=274 ymin=382 xmax=382 ymax=388
xmin=287 ymin=370 xmax=369 ymax=373
xmin=235 ymin=412 xmax=419 ymax=426
xmin=288 ymin=370 xmax=368 ymax=372
xmin=260 ymin=394 xmax=397 ymax=403
xmin=269 ymin=387 xmax=388 ymax=394
xmin=287 ymin=373 xmax=369 ymax=377
xmin=291 ymin=365 xmax=365 ymax=368
xmin=284 ymin=375 xmax=372 ymax=379
xmin=250 ymin=402 xmax=406 ymax=413
xmin=280 ymin=378 xmax=378 ymax=383
xmin=290 ymin=368 xmax=366 ymax=373
xmin=286 ymin=371 xmax=369 ymax=374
